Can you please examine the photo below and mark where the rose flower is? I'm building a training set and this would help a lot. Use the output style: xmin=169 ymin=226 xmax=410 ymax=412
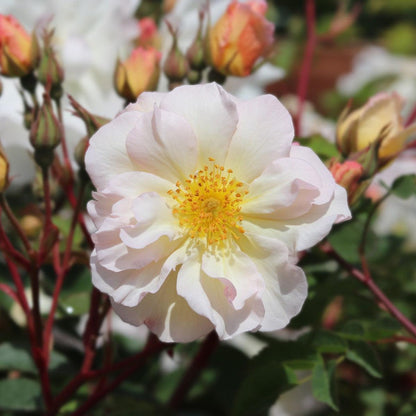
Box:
xmin=86 ymin=83 xmax=350 ymax=342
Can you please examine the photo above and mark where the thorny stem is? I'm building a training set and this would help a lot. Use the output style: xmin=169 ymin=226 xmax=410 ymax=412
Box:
xmin=56 ymin=98 xmax=74 ymax=185
xmin=294 ymin=0 xmax=317 ymax=136
xmin=168 ymin=331 xmax=219 ymax=410
xmin=320 ymin=242 xmax=416 ymax=339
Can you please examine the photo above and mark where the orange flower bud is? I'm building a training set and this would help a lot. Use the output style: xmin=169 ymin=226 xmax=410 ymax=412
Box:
xmin=207 ymin=0 xmax=274 ymax=77
xmin=0 ymin=145 xmax=9 ymax=193
xmin=114 ymin=46 xmax=161 ymax=103
xmin=137 ymin=18 xmax=161 ymax=50
xmin=337 ymin=92 xmax=416 ymax=161
xmin=0 ymin=15 xmax=38 ymax=77
xmin=330 ymin=160 xmax=364 ymax=204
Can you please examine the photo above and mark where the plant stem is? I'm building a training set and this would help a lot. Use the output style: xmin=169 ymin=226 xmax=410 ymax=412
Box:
xmin=168 ymin=331 xmax=219 ymax=410
xmin=294 ymin=0 xmax=317 ymax=136
xmin=320 ymin=242 xmax=416 ymax=339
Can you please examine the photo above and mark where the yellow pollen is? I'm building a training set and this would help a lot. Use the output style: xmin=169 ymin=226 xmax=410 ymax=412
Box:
xmin=169 ymin=158 xmax=247 ymax=246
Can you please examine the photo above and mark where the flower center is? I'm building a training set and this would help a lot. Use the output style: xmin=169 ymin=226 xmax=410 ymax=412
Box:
xmin=168 ymin=158 xmax=247 ymax=246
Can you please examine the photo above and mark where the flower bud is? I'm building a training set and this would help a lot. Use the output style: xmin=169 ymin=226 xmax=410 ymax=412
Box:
xmin=37 ymin=30 xmax=64 ymax=99
xmin=337 ymin=92 xmax=416 ymax=161
xmin=0 ymin=15 xmax=39 ymax=77
xmin=30 ymin=94 xmax=62 ymax=168
xmin=20 ymin=215 xmax=42 ymax=239
xmin=69 ymin=95 xmax=109 ymax=137
xmin=207 ymin=0 xmax=274 ymax=77
xmin=137 ymin=18 xmax=161 ymax=50
xmin=163 ymin=21 xmax=188 ymax=85
xmin=114 ymin=46 xmax=161 ymax=103
xmin=186 ymin=10 xmax=206 ymax=71
xmin=0 ymin=145 xmax=10 ymax=193
xmin=330 ymin=160 xmax=364 ymax=204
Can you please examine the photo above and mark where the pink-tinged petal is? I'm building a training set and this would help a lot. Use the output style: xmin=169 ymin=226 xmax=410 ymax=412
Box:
xmin=243 ymin=184 xmax=351 ymax=252
xmin=119 ymin=192 xmax=181 ymax=249
xmin=226 ymin=94 xmax=293 ymax=182
xmin=111 ymin=273 xmax=215 ymax=343
xmin=176 ymin=255 xmax=264 ymax=339
xmin=289 ymin=145 xmax=336 ymax=204
xmin=159 ymin=83 xmax=238 ymax=165
xmin=123 ymin=91 xmax=168 ymax=113
xmin=91 ymin=250 xmax=170 ymax=307
xmin=201 ymin=243 xmax=265 ymax=310
xmin=85 ymin=111 xmax=139 ymax=190
xmin=237 ymin=233 xmax=307 ymax=331
xmin=126 ymin=107 xmax=198 ymax=182
xmin=242 ymin=157 xmax=321 ymax=219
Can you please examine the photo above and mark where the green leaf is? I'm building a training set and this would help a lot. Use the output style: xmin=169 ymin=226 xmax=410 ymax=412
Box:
xmin=312 ymin=330 xmax=348 ymax=354
xmin=297 ymin=135 xmax=339 ymax=160
xmin=346 ymin=341 xmax=382 ymax=378
xmin=0 ymin=378 xmax=42 ymax=411
xmin=0 ymin=343 xmax=36 ymax=373
xmin=337 ymin=321 xmax=367 ymax=341
xmin=390 ymin=175 xmax=416 ymax=199
xmin=311 ymin=355 xmax=339 ymax=411
xmin=231 ymin=360 xmax=297 ymax=416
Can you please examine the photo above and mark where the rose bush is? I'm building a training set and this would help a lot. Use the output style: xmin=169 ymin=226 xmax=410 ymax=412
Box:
xmin=86 ymin=83 xmax=350 ymax=342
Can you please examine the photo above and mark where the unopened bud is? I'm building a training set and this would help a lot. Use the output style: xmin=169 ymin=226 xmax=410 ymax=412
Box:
xmin=30 ymin=94 xmax=62 ymax=168
xmin=20 ymin=215 xmax=42 ymax=239
xmin=186 ymin=10 xmax=206 ymax=71
xmin=38 ymin=30 xmax=64 ymax=99
xmin=0 ymin=15 xmax=39 ymax=78
xmin=69 ymin=95 xmax=109 ymax=137
xmin=187 ymin=69 xmax=202 ymax=84
xmin=330 ymin=160 xmax=364 ymax=204
xmin=163 ymin=21 xmax=188 ymax=84
xmin=114 ymin=47 xmax=161 ymax=103
xmin=0 ymin=145 xmax=10 ymax=193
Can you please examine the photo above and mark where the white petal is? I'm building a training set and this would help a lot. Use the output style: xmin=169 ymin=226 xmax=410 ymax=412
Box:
xmin=85 ymin=111 xmax=139 ymax=190
xmin=159 ymin=83 xmax=238 ymax=166
xmin=242 ymin=157 xmax=321 ymax=219
xmin=126 ymin=107 xmax=198 ymax=182
xmin=111 ymin=273 xmax=215 ymax=343
xmin=124 ymin=91 xmax=168 ymax=113
xmin=237 ymin=233 xmax=307 ymax=331
xmin=226 ymin=94 xmax=293 ymax=182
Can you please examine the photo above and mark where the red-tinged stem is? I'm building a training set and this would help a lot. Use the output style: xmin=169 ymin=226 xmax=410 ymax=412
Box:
xmin=43 ymin=183 xmax=86 ymax=362
xmin=71 ymin=334 xmax=166 ymax=416
xmin=320 ymin=242 xmax=416 ymax=339
xmin=0 ymin=282 xmax=20 ymax=303
xmin=168 ymin=331 xmax=219 ymax=410
xmin=294 ymin=0 xmax=317 ymax=136
xmin=4 ymin=257 xmax=31 ymax=316
xmin=0 ymin=217 xmax=31 ymax=270
xmin=378 ymin=336 xmax=416 ymax=346
xmin=0 ymin=194 xmax=33 ymax=256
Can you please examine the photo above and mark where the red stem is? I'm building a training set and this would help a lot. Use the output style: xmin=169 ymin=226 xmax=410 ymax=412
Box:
xmin=320 ymin=242 xmax=416 ymax=339
xmin=294 ymin=0 xmax=317 ymax=136
xmin=0 ymin=282 xmax=20 ymax=303
xmin=168 ymin=331 xmax=219 ymax=409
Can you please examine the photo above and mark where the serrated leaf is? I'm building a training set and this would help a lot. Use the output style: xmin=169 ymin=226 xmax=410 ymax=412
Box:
xmin=0 ymin=343 xmax=36 ymax=373
xmin=391 ymin=175 xmax=416 ymax=199
xmin=346 ymin=340 xmax=382 ymax=378
xmin=311 ymin=356 xmax=339 ymax=411
xmin=0 ymin=378 xmax=42 ymax=411
xmin=337 ymin=321 xmax=366 ymax=340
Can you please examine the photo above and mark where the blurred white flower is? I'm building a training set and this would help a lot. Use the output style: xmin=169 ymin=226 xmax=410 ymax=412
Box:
xmin=0 ymin=0 xmax=140 ymax=186
xmin=337 ymin=46 xmax=416 ymax=115
xmin=86 ymin=83 xmax=350 ymax=342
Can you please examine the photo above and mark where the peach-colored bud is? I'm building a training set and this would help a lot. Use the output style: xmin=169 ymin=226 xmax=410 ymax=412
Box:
xmin=0 ymin=145 xmax=9 ymax=193
xmin=337 ymin=92 xmax=416 ymax=161
xmin=0 ymin=15 xmax=38 ymax=77
xmin=330 ymin=160 xmax=364 ymax=204
xmin=114 ymin=46 xmax=161 ymax=103
xmin=208 ymin=0 xmax=274 ymax=77
xmin=137 ymin=18 xmax=161 ymax=50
